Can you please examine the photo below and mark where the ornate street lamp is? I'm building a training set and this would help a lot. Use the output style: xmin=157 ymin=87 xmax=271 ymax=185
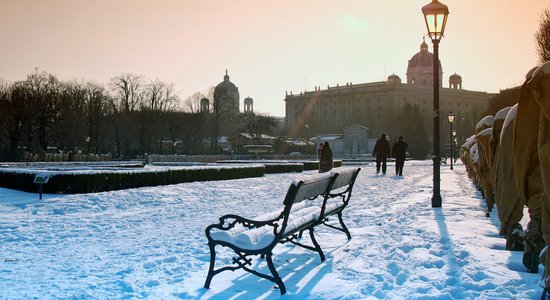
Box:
xmin=448 ymin=112 xmax=455 ymax=170
xmin=422 ymin=0 xmax=449 ymax=208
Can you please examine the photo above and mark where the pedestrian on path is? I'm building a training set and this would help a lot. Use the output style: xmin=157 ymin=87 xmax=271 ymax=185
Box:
xmin=392 ymin=136 xmax=408 ymax=176
xmin=373 ymin=134 xmax=390 ymax=174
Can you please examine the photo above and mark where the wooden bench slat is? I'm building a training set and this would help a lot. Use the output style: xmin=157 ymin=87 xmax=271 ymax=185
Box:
xmin=284 ymin=174 xmax=334 ymax=205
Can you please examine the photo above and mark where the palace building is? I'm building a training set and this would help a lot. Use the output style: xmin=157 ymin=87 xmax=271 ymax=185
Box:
xmin=284 ymin=40 xmax=495 ymax=155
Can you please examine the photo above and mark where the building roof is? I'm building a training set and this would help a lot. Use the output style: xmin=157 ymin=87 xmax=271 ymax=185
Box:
xmin=449 ymin=73 xmax=462 ymax=80
xmin=214 ymin=70 xmax=239 ymax=95
xmin=407 ymin=40 xmax=442 ymax=73
xmin=408 ymin=41 xmax=432 ymax=68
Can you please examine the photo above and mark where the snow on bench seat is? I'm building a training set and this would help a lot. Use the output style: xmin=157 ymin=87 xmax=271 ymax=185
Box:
xmin=209 ymin=203 xmax=321 ymax=250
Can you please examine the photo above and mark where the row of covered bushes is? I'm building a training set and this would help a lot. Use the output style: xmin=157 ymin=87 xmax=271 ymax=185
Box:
xmin=0 ymin=160 xmax=344 ymax=194
xmin=217 ymin=160 xmax=343 ymax=173
xmin=0 ymin=165 xmax=266 ymax=194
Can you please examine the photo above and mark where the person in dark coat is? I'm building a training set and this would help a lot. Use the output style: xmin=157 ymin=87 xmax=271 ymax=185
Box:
xmin=373 ymin=134 xmax=390 ymax=174
xmin=317 ymin=143 xmax=324 ymax=161
xmin=319 ymin=142 xmax=333 ymax=173
xmin=392 ymin=136 xmax=408 ymax=176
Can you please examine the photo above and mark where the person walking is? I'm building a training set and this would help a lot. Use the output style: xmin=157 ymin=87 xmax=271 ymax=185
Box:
xmin=373 ymin=134 xmax=390 ymax=174
xmin=319 ymin=141 xmax=333 ymax=173
xmin=317 ymin=143 xmax=324 ymax=161
xmin=392 ymin=136 xmax=408 ymax=176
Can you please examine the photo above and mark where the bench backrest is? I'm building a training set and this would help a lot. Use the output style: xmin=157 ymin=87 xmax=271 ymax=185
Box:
xmin=283 ymin=174 xmax=337 ymax=206
xmin=330 ymin=168 xmax=360 ymax=192
xmin=275 ymin=168 xmax=360 ymax=240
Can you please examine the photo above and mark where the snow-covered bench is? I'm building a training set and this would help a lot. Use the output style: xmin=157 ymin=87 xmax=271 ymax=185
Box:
xmin=203 ymin=167 xmax=361 ymax=295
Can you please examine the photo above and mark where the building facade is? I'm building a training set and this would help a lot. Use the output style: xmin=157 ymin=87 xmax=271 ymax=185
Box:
xmin=284 ymin=41 xmax=495 ymax=155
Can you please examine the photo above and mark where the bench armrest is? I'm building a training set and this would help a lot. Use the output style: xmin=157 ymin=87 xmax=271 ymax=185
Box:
xmin=328 ymin=191 xmax=348 ymax=201
xmin=206 ymin=213 xmax=283 ymax=233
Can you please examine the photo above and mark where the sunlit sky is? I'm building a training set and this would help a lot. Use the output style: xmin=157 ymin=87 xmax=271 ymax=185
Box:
xmin=1 ymin=0 xmax=548 ymax=117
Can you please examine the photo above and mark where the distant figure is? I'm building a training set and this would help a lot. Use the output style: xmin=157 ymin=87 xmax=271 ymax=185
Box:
xmin=317 ymin=143 xmax=324 ymax=163
xmin=319 ymin=141 xmax=333 ymax=173
xmin=392 ymin=136 xmax=408 ymax=176
xmin=373 ymin=134 xmax=390 ymax=174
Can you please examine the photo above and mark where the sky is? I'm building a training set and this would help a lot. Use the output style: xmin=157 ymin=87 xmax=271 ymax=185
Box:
xmin=0 ymin=0 xmax=548 ymax=117
xmin=0 ymin=162 xmax=543 ymax=299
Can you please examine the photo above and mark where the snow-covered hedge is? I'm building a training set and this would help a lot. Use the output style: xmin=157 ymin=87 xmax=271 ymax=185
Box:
xmin=0 ymin=165 xmax=266 ymax=194
xmin=216 ymin=160 xmax=342 ymax=172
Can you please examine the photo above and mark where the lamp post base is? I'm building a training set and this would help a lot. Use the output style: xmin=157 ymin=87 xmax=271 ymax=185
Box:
xmin=432 ymin=155 xmax=442 ymax=207
xmin=431 ymin=194 xmax=442 ymax=207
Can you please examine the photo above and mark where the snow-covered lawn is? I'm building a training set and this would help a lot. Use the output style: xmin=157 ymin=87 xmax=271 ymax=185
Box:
xmin=0 ymin=161 xmax=542 ymax=299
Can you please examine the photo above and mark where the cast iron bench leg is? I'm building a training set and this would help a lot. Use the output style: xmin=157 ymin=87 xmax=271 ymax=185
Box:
xmin=309 ymin=227 xmax=325 ymax=262
xmin=204 ymin=243 xmax=216 ymax=289
xmin=338 ymin=212 xmax=352 ymax=240
xmin=266 ymin=253 xmax=286 ymax=295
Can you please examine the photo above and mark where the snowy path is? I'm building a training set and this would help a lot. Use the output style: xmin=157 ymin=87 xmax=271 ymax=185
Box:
xmin=0 ymin=161 xmax=543 ymax=299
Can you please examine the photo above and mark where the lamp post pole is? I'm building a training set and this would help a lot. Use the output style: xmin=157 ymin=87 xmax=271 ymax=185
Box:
xmin=422 ymin=0 xmax=449 ymax=208
xmin=448 ymin=112 xmax=455 ymax=170
xmin=449 ymin=118 xmax=453 ymax=170
xmin=431 ymin=39 xmax=442 ymax=206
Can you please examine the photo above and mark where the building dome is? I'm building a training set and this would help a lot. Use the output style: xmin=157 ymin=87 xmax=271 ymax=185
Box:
xmin=213 ymin=70 xmax=240 ymax=114
xmin=387 ymin=73 xmax=401 ymax=84
xmin=214 ymin=70 xmax=239 ymax=97
xmin=406 ymin=39 xmax=443 ymax=87
xmin=449 ymin=73 xmax=462 ymax=80
xmin=408 ymin=41 xmax=432 ymax=68
xmin=449 ymin=73 xmax=462 ymax=90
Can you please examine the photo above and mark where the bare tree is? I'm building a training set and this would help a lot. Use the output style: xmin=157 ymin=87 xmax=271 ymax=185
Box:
xmin=3 ymin=80 xmax=33 ymax=160
xmin=85 ymin=82 xmax=109 ymax=153
xmin=54 ymin=80 xmax=87 ymax=154
xmin=536 ymin=8 xmax=550 ymax=64
xmin=183 ymin=92 xmax=204 ymax=113
xmin=0 ymin=79 xmax=19 ymax=160
xmin=110 ymin=73 xmax=144 ymax=112
xmin=183 ymin=86 xmax=215 ymax=113
xmin=26 ymin=70 xmax=62 ymax=154
xmin=141 ymin=80 xmax=179 ymax=112
xmin=108 ymin=73 xmax=146 ymax=158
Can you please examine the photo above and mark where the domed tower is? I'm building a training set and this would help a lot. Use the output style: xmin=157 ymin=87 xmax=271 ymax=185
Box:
xmin=449 ymin=73 xmax=462 ymax=90
xmin=200 ymin=97 xmax=210 ymax=113
xmin=244 ymin=96 xmax=254 ymax=113
xmin=387 ymin=73 xmax=402 ymax=84
xmin=406 ymin=39 xmax=443 ymax=87
xmin=213 ymin=70 xmax=240 ymax=115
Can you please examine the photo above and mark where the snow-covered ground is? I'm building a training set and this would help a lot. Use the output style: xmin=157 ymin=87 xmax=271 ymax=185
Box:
xmin=0 ymin=161 xmax=543 ymax=299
